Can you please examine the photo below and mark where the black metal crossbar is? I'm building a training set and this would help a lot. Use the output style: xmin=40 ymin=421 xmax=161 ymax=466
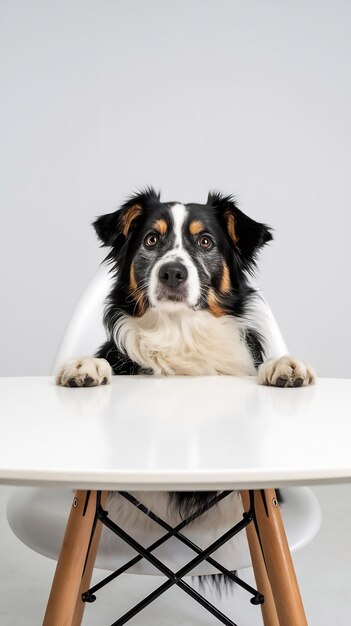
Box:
xmin=82 ymin=490 xmax=263 ymax=626
xmin=118 ymin=491 xmax=262 ymax=599
xmin=83 ymin=490 xmax=233 ymax=600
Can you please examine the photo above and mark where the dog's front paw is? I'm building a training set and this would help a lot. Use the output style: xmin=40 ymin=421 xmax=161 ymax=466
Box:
xmin=258 ymin=356 xmax=315 ymax=388
xmin=56 ymin=357 xmax=112 ymax=387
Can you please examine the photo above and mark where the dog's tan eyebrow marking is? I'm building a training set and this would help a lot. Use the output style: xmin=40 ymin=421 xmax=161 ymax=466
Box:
xmin=122 ymin=204 xmax=143 ymax=237
xmin=220 ymin=261 xmax=231 ymax=294
xmin=189 ymin=219 xmax=204 ymax=235
xmin=153 ymin=218 xmax=168 ymax=235
xmin=208 ymin=288 xmax=226 ymax=317
xmin=224 ymin=210 xmax=239 ymax=245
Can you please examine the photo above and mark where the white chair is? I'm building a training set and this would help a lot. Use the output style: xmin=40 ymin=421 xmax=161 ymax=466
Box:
xmin=6 ymin=266 xmax=321 ymax=614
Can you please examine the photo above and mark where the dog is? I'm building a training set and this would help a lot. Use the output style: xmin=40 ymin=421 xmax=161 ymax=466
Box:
xmin=56 ymin=188 xmax=315 ymax=583
xmin=57 ymin=187 xmax=315 ymax=387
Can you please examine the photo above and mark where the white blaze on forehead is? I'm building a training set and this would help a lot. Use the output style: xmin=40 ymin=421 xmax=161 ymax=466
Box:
xmin=148 ymin=202 xmax=200 ymax=307
xmin=170 ymin=203 xmax=187 ymax=249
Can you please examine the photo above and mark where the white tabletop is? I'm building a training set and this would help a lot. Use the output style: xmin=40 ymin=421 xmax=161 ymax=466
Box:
xmin=0 ymin=376 xmax=350 ymax=490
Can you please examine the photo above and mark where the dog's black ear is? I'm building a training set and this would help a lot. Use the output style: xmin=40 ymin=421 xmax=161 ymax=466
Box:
xmin=208 ymin=191 xmax=273 ymax=270
xmin=93 ymin=187 xmax=160 ymax=248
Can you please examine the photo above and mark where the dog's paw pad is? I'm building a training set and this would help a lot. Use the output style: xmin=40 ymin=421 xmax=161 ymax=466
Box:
xmin=258 ymin=356 xmax=315 ymax=388
xmin=67 ymin=378 xmax=78 ymax=387
xmin=83 ymin=375 xmax=96 ymax=387
xmin=276 ymin=376 xmax=288 ymax=387
xmin=293 ymin=377 xmax=304 ymax=387
xmin=56 ymin=357 xmax=112 ymax=387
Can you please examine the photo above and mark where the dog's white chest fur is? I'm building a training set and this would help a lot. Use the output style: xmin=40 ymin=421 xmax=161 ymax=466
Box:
xmin=114 ymin=307 xmax=255 ymax=376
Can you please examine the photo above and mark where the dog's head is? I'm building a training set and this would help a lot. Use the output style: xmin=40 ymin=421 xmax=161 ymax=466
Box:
xmin=93 ymin=187 xmax=272 ymax=317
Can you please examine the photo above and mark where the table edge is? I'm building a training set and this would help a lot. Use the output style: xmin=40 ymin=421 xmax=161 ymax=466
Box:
xmin=1 ymin=467 xmax=351 ymax=490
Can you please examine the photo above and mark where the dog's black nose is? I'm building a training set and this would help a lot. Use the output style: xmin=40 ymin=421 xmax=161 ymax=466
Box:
xmin=158 ymin=262 xmax=188 ymax=288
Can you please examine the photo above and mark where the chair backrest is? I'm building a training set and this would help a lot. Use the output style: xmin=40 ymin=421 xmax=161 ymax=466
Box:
xmin=52 ymin=265 xmax=113 ymax=373
xmin=52 ymin=266 xmax=288 ymax=373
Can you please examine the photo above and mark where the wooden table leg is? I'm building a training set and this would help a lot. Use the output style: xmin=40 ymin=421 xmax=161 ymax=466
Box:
xmin=244 ymin=489 xmax=308 ymax=626
xmin=241 ymin=491 xmax=280 ymax=626
xmin=43 ymin=490 xmax=108 ymax=626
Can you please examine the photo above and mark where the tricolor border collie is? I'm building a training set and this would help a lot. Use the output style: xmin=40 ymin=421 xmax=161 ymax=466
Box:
xmin=57 ymin=187 xmax=314 ymax=388
xmin=56 ymin=188 xmax=315 ymax=582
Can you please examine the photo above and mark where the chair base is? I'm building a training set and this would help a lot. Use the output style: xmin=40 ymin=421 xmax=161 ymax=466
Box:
xmin=42 ymin=489 xmax=308 ymax=626
xmin=7 ymin=486 xmax=321 ymax=575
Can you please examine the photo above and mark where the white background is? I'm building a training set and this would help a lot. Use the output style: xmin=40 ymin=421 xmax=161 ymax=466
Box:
xmin=1 ymin=0 xmax=350 ymax=377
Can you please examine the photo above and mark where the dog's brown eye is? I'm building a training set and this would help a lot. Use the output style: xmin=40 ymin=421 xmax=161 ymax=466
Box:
xmin=198 ymin=235 xmax=213 ymax=249
xmin=144 ymin=232 xmax=159 ymax=248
